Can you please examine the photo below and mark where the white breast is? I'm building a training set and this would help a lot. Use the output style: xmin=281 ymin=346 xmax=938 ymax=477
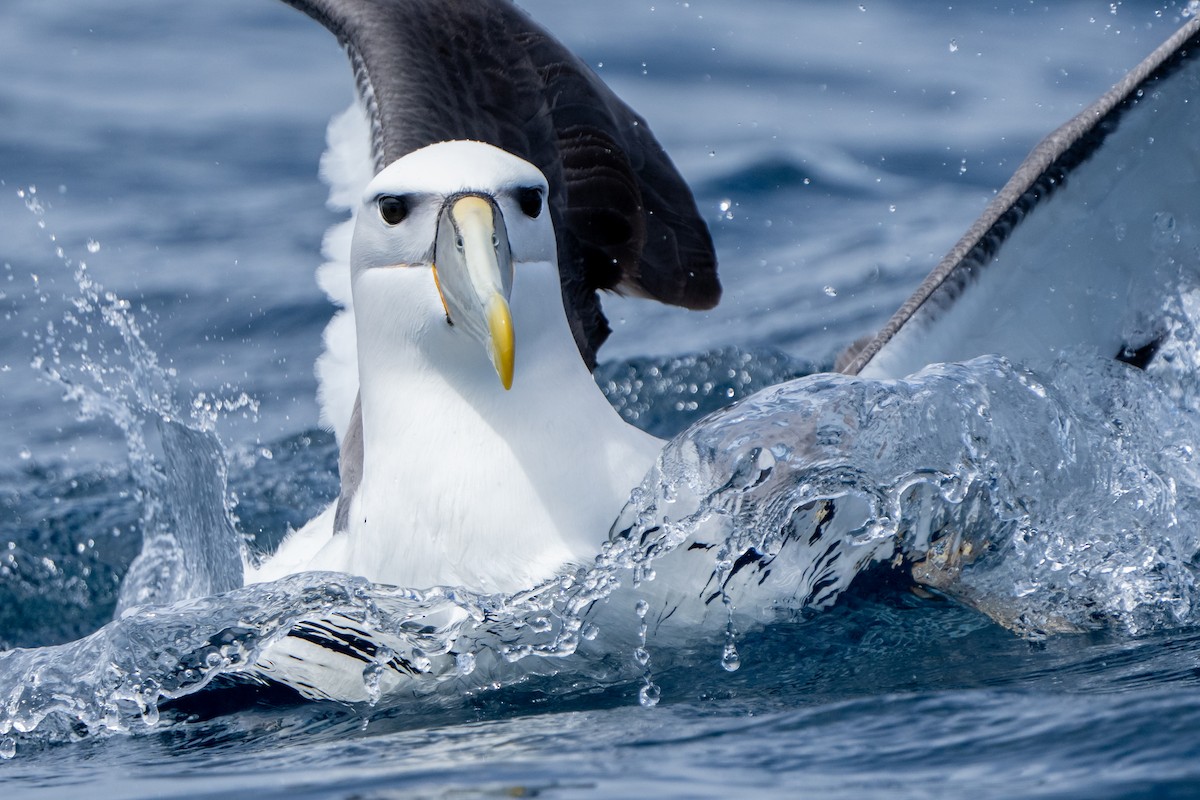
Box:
xmin=251 ymin=262 xmax=662 ymax=595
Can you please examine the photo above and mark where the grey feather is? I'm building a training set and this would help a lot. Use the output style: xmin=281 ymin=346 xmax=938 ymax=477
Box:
xmin=333 ymin=394 xmax=364 ymax=534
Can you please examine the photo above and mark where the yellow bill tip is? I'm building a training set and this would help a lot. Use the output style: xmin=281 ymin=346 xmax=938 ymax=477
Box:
xmin=487 ymin=294 xmax=515 ymax=390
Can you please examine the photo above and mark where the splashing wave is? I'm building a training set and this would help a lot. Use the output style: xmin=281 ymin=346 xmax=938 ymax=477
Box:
xmin=5 ymin=348 xmax=1200 ymax=753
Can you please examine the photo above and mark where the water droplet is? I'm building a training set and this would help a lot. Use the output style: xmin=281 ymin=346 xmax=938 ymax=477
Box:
xmin=18 ymin=448 xmax=30 ymax=461
xmin=823 ymin=285 xmax=837 ymax=297
xmin=721 ymin=642 xmax=741 ymax=672
xmin=0 ymin=738 xmax=14 ymax=760
xmin=635 ymin=599 xmax=649 ymax=618
xmin=638 ymin=682 xmax=661 ymax=707
xmin=948 ymin=39 xmax=959 ymax=53
xmin=450 ymin=651 xmax=474 ymax=676
xmin=362 ymin=661 xmax=384 ymax=705
xmin=86 ymin=239 xmax=101 ymax=254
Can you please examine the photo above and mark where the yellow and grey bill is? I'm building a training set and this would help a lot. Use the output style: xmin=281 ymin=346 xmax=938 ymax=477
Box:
xmin=433 ymin=193 xmax=516 ymax=389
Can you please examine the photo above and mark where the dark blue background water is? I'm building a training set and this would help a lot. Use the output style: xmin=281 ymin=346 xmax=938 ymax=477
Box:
xmin=3 ymin=0 xmax=1200 ymax=796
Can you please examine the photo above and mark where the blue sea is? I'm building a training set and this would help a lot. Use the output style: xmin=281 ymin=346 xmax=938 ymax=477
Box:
xmin=4 ymin=0 xmax=1200 ymax=797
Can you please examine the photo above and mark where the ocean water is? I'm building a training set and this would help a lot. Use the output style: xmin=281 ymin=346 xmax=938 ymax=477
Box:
xmin=3 ymin=0 xmax=1200 ymax=797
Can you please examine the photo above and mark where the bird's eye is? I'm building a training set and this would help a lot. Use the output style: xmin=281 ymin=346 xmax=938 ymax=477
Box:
xmin=377 ymin=195 xmax=410 ymax=225
xmin=516 ymin=187 xmax=543 ymax=219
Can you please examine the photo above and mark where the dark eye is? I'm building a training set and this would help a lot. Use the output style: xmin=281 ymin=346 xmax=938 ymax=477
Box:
xmin=377 ymin=195 xmax=409 ymax=225
xmin=516 ymin=187 xmax=543 ymax=219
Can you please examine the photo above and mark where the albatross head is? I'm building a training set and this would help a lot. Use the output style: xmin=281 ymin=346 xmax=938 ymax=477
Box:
xmin=349 ymin=140 xmax=555 ymax=390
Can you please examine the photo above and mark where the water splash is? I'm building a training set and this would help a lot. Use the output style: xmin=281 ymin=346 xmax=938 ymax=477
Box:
xmin=633 ymin=598 xmax=660 ymax=706
xmin=5 ymin=201 xmax=1200 ymax=755
xmin=10 ymin=189 xmax=244 ymax=612
xmin=613 ymin=355 xmax=1200 ymax=641
xmin=4 ymin=346 xmax=1200 ymax=753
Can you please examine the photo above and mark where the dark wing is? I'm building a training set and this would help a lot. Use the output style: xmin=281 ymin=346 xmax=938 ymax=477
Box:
xmin=281 ymin=0 xmax=719 ymax=366
xmin=842 ymin=18 xmax=1200 ymax=379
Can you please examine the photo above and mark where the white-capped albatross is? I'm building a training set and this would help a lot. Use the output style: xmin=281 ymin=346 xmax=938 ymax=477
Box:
xmin=248 ymin=141 xmax=663 ymax=594
xmin=247 ymin=0 xmax=719 ymax=598
xmin=245 ymin=0 xmax=722 ymax=700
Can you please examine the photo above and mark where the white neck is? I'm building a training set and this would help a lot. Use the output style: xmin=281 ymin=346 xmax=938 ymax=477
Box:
xmin=335 ymin=261 xmax=662 ymax=594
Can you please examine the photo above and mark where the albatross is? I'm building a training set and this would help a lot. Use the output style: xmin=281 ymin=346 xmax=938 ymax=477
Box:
xmin=247 ymin=0 xmax=720 ymax=596
xmin=248 ymin=141 xmax=664 ymax=593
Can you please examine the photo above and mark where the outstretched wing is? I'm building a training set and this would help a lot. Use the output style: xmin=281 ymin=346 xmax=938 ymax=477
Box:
xmin=843 ymin=19 xmax=1200 ymax=379
xmin=282 ymin=0 xmax=719 ymax=365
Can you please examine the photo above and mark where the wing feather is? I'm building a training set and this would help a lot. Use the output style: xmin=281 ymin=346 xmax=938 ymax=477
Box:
xmin=845 ymin=19 xmax=1200 ymax=378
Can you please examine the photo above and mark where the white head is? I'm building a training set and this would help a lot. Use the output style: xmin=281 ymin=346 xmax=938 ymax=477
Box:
xmin=350 ymin=140 xmax=557 ymax=389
